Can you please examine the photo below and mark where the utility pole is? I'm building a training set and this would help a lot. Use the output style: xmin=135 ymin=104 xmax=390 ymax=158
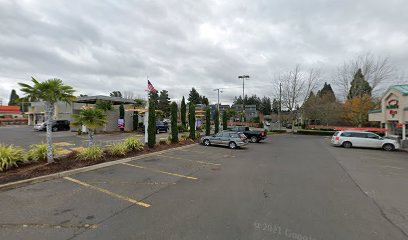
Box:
xmin=238 ymin=75 xmax=250 ymax=122
xmin=278 ymin=82 xmax=282 ymax=130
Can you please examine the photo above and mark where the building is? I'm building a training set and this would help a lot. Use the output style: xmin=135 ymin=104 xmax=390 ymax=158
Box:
xmin=368 ymin=85 xmax=408 ymax=144
xmin=26 ymin=95 xmax=136 ymax=132
xmin=230 ymin=104 xmax=258 ymax=121
xmin=0 ymin=106 xmax=23 ymax=118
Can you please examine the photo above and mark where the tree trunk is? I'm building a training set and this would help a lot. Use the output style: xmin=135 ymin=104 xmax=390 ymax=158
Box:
xmin=88 ymin=130 xmax=94 ymax=147
xmin=45 ymin=102 xmax=54 ymax=163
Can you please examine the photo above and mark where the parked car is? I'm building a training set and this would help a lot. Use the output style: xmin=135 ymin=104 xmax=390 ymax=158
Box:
xmin=33 ymin=120 xmax=70 ymax=132
xmin=231 ymin=126 xmax=267 ymax=143
xmin=201 ymin=131 xmax=248 ymax=149
xmin=156 ymin=121 xmax=169 ymax=133
xmin=331 ymin=131 xmax=400 ymax=151
xmin=264 ymin=121 xmax=271 ymax=126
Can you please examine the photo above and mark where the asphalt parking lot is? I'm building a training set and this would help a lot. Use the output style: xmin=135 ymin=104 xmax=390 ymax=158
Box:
xmin=0 ymin=125 xmax=169 ymax=153
xmin=1 ymin=135 xmax=408 ymax=240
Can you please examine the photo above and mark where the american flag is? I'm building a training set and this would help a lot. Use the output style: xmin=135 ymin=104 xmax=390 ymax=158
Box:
xmin=147 ymin=80 xmax=157 ymax=93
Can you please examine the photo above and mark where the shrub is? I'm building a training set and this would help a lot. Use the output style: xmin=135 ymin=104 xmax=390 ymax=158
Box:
xmin=205 ymin=108 xmax=211 ymax=136
xmin=195 ymin=132 xmax=201 ymax=139
xmin=28 ymin=143 xmax=56 ymax=161
xmin=214 ymin=109 xmax=219 ymax=134
xmin=269 ymin=130 xmax=286 ymax=134
xmin=170 ymin=102 xmax=179 ymax=143
xmin=108 ymin=143 xmax=129 ymax=156
xmin=180 ymin=134 xmax=189 ymax=141
xmin=295 ymin=130 xmax=335 ymax=136
xmin=124 ymin=136 xmax=144 ymax=151
xmin=258 ymin=122 xmax=264 ymax=128
xmin=178 ymin=125 xmax=187 ymax=133
xmin=77 ymin=146 xmax=104 ymax=161
xmin=159 ymin=139 xmax=168 ymax=145
xmin=189 ymin=103 xmax=196 ymax=139
xmin=0 ymin=144 xmax=26 ymax=171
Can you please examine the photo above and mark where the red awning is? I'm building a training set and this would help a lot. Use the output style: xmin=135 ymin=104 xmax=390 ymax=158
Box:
xmin=334 ymin=127 xmax=390 ymax=132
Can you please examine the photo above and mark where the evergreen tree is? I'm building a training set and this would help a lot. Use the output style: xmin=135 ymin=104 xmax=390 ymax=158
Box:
xmin=181 ymin=96 xmax=187 ymax=127
xmin=188 ymin=88 xmax=200 ymax=104
xmin=222 ymin=111 xmax=228 ymax=130
xmin=170 ymin=102 xmax=178 ymax=143
xmin=148 ymin=99 xmax=156 ymax=147
xmin=110 ymin=91 xmax=122 ymax=98
xmin=189 ymin=103 xmax=196 ymax=139
xmin=148 ymin=91 xmax=159 ymax=107
xmin=272 ymin=98 xmax=280 ymax=114
xmin=317 ymin=82 xmax=336 ymax=102
xmin=133 ymin=112 xmax=138 ymax=131
xmin=205 ymin=108 xmax=211 ymax=136
xmin=95 ymin=100 xmax=112 ymax=111
xmin=119 ymin=103 xmax=125 ymax=118
xmin=8 ymin=89 xmax=19 ymax=106
xmin=158 ymin=90 xmax=171 ymax=116
xmin=260 ymin=97 xmax=272 ymax=115
xmin=201 ymin=96 xmax=209 ymax=106
xmin=214 ymin=109 xmax=220 ymax=134
xmin=347 ymin=69 xmax=372 ymax=99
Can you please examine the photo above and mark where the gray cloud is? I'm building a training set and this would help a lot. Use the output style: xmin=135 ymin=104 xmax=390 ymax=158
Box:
xmin=0 ymin=0 xmax=407 ymax=105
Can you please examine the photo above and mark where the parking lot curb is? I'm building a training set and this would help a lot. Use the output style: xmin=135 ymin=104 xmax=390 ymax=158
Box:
xmin=0 ymin=143 xmax=199 ymax=192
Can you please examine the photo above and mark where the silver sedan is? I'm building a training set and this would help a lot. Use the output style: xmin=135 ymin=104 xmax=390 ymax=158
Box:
xmin=201 ymin=131 xmax=248 ymax=149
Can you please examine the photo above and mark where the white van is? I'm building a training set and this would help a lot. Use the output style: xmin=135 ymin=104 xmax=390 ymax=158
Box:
xmin=331 ymin=131 xmax=400 ymax=151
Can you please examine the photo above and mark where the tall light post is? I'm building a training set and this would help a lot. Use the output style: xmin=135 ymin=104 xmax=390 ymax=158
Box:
xmin=238 ymin=75 xmax=250 ymax=121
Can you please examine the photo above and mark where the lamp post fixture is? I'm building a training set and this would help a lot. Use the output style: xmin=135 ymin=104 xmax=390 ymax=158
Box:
xmin=238 ymin=75 xmax=250 ymax=121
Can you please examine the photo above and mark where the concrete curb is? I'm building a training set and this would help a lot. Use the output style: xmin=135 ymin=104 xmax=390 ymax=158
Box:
xmin=0 ymin=143 xmax=199 ymax=192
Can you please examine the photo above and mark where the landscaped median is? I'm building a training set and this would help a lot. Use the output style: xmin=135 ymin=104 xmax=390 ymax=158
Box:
xmin=0 ymin=134 xmax=199 ymax=186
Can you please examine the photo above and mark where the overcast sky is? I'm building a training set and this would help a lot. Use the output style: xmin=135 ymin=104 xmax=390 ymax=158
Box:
xmin=1 ymin=0 xmax=408 ymax=105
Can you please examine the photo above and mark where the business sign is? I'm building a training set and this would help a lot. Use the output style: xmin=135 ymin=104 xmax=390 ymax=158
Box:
xmin=118 ymin=119 xmax=125 ymax=128
xmin=387 ymin=99 xmax=399 ymax=117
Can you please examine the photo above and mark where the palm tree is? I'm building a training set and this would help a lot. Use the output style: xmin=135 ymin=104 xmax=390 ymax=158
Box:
xmin=72 ymin=108 xmax=108 ymax=147
xmin=19 ymin=77 xmax=76 ymax=163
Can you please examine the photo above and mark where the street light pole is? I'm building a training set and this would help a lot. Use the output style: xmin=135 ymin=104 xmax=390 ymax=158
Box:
xmin=238 ymin=75 xmax=250 ymax=122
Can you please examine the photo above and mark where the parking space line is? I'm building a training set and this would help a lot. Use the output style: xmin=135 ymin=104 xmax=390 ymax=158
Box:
xmin=0 ymin=223 xmax=97 ymax=229
xmin=121 ymin=162 xmax=198 ymax=180
xmin=181 ymin=149 xmax=235 ymax=158
xmin=158 ymin=154 xmax=221 ymax=166
xmin=63 ymin=177 xmax=151 ymax=208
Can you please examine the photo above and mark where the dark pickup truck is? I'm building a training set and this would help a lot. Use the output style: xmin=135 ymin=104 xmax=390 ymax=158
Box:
xmin=231 ymin=126 xmax=266 ymax=143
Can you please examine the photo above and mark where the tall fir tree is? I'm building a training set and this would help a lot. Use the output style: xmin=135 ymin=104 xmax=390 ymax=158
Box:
xmin=181 ymin=96 xmax=187 ymax=127
xmin=189 ymin=103 xmax=196 ymax=139
xmin=148 ymin=99 xmax=156 ymax=147
xmin=347 ymin=69 xmax=372 ymax=99
xmin=8 ymin=89 xmax=19 ymax=106
xmin=170 ymin=102 xmax=178 ymax=143
xmin=188 ymin=88 xmax=201 ymax=104
xmin=158 ymin=90 xmax=171 ymax=117
xmin=133 ymin=112 xmax=138 ymax=131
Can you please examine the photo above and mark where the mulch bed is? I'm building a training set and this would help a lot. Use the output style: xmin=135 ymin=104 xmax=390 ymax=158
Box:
xmin=0 ymin=140 xmax=198 ymax=185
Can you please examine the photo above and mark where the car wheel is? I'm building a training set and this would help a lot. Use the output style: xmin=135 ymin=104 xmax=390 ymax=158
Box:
xmin=229 ymin=141 xmax=237 ymax=149
xmin=383 ymin=143 xmax=394 ymax=151
xmin=343 ymin=141 xmax=352 ymax=148
xmin=52 ymin=127 xmax=58 ymax=132
xmin=203 ymin=139 xmax=211 ymax=146
xmin=250 ymin=136 xmax=257 ymax=143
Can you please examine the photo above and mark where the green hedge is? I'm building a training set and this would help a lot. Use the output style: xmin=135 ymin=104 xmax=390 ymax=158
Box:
xmin=295 ymin=130 xmax=335 ymax=136
xmin=269 ymin=130 xmax=287 ymax=134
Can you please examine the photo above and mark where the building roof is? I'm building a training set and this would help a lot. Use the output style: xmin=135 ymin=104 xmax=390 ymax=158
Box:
xmin=0 ymin=106 xmax=21 ymax=114
xmin=388 ymin=85 xmax=408 ymax=96
xmin=75 ymin=95 xmax=135 ymax=104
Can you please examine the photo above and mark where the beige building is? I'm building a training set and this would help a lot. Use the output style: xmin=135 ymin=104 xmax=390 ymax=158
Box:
xmin=368 ymin=85 xmax=408 ymax=144
xmin=26 ymin=95 xmax=137 ymax=132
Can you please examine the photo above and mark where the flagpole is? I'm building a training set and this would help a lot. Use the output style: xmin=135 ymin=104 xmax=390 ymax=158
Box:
xmin=144 ymin=75 xmax=149 ymax=144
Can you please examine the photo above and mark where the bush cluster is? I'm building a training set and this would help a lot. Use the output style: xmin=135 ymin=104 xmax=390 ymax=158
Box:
xmin=295 ymin=130 xmax=335 ymax=136
xmin=124 ymin=137 xmax=144 ymax=151
xmin=108 ymin=142 xmax=129 ymax=156
xmin=28 ymin=143 xmax=56 ymax=161
xmin=77 ymin=146 xmax=104 ymax=161
xmin=0 ymin=144 xmax=25 ymax=171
